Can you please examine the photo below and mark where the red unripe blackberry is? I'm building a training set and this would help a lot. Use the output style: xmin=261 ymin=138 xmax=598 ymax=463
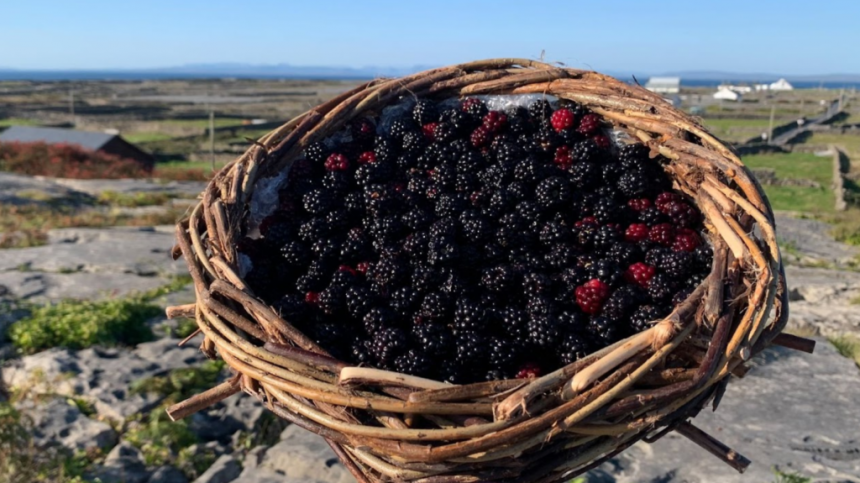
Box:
xmin=470 ymin=126 xmax=491 ymax=147
xmin=627 ymin=198 xmax=652 ymax=212
xmin=593 ymin=134 xmax=611 ymax=148
xmin=577 ymin=113 xmax=601 ymax=135
xmin=422 ymin=122 xmax=438 ymax=141
xmin=554 ymin=145 xmax=573 ymax=168
xmin=357 ymin=151 xmax=376 ymax=165
xmin=324 ymin=153 xmax=349 ymax=171
xmin=516 ymin=362 xmax=542 ymax=379
xmin=666 ymin=201 xmax=701 ymax=228
xmin=575 ymin=279 xmax=610 ymax=314
xmin=673 ymin=228 xmax=702 ymax=252
xmin=304 ymin=291 xmax=320 ymax=304
xmin=355 ymin=261 xmax=370 ymax=274
xmin=482 ymin=111 xmax=507 ymax=133
xmin=624 ymin=262 xmax=656 ymax=288
xmin=550 ymin=108 xmax=575 ymax=132
xmin=655 ymin=192 xmax=683 ymax=213
xmin=625 ymin=223 xmax=650 ymax=243
xmin=649 ymin=223 xmax=676 ymax=247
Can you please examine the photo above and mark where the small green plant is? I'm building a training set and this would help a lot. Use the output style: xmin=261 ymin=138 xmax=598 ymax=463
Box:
xmin=125 ymin=409 xmax=197 ymax=467
xmin=8 ymin=276 xmax=191 ymax=354
xmin=96 ymin=190 xmax=174 ymax=208
xmin=778 ymin=238 xmax=802 ymax=258
xmin=173 ymin=318 xmax=199 ymax=339
xmin=176 ymin=445 xmax=218 ymax=480
xmin=773 ymin=468 xmax=812 ymax=483
xmin=828 ymin=335 xmax=860 ymax=367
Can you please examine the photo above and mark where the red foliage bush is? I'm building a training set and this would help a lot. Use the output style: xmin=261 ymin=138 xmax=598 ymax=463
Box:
xmin=0 ymin=141 xmax=150 ymax=179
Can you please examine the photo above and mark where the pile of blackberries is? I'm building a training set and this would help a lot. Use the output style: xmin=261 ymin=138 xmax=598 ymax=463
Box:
xmin=238 ymin=96 xmax=712 ymax=384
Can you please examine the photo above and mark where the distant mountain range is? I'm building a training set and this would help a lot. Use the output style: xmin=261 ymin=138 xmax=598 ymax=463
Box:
xmin=1 ymin=63 xmax=859 ymax=83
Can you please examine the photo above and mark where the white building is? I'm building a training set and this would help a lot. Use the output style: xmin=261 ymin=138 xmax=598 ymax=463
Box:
xmin=645 ymin=77 xmax=681 ymax=94
xmin=713 ymin=86 xmax=742 ymax=101
xmin=769 ymin=78 xmax=794 ymax=91
xmin=721 ymin=84 xmax=752 ymax=93
xmin=754 ymin=84 xmax=770 ymax=92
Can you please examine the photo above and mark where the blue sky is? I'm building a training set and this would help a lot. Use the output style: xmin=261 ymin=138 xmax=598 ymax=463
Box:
xmin=1 ymin=0 xmax=857 ymax=74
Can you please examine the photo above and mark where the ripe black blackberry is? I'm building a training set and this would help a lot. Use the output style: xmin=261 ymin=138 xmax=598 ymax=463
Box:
xmin=363 ymin=183 xmax=399 ymax=216
xmin=389 ymin=286 xmax=419 ymax=316
xmin=343 ymin=190 xmax=364 ymax=215
xmin=412 ymin=322 xmax=453 ymax=357
xmin=401 ymin=207 xmax=433 ymax=232
xmin=373 ymin=136 xmax=398 ymax=164
xmin=558 ymin=332 xmax=591 ymax=365
xmin=527 ymin=314 xmax=560 ymax=347
xmin=532 ymin=126 xmax=560 ymax=154
xmin=593 ymin=225 xmax=621 ymax=250
xmin=560 ymin=266 xmax=591 ymax=292
xmin=368 ymin=255 xmax=408 ymax=287
xmin=588 ymin=316 xmax=618 ymax=345
xmin=528 ymin=99 xmax=552 ymax=121
xmin=480 ymin=265 xmax=514 ymax=293
xmin=500 ymin=306 xmax=528 ymax=339
xmin=618 ymin=143 xmax=649 ymax=171
xmin=368 ymin=216 xmax=405 ymax=244
xmin=260 ymin=216 xmax=297 ymax=248
xmin=526 ymin=296 xmax=551 ymax=317
xmin=638 ymin=206 xmax=668 ymax=226
xmin=522 ymin=272 xmax=551 ymax=297
xmin=602 ymin=285 xmax=644 ymax=321
xmin=351 ymin=339 xmax=372 ymax=365
xmin=545 ymin=243 xmax=577 ymax=269
xmin=538 ymin=220 xmax=571 ymax=246
xmin=571 ymin=139 xmax=602 ymax=163
xmin=454 ymin=331 xmax=488 ymax=365
xmin=617 ymin=170 xmax=651 ymax=198
xmin=496 ymin=212 xmax=530 ymax=248
xmin=401 ymin=130 xmax=426 ymax=154
xmin=592 ymin=197 xmax=621 ymax=224
xmin=693 ymin=244 xmax=714 ymax=270
xmin=345 ymin=285 xmax=374 ymax=319
xmin=459 ymin=210 xmax=491 ymax=243
xmin=295 ymin=259 xmax=331 ymax=292
xmin=410 ymin=265 xmax=441 ymax=294
xmin=413 ymin=99 xmax=439 ymax=125
xmin=659 ymin=250 xmax=693 ymax=278
xmin=488 ymin=336 xmax=520 ymax=369
xmin=647 ymin=273 xmax=678 ymax=302
xmin=420 ymin=291 xmax=452 ymax=319
xmin=592 ymin=259 xmax=624 ymax=287
xmin=535 ymin=176 xmax=571 ymax=209
xmin=516 ymin=200 xmax=541 ymax=221
xmin=311 ymin=237 xmax=341 ymax=263
xmin=440 ymin=109 xmax=472 ymax=134
xmin=427 ymin=236 xmax=459 ymax=267
xmin=302 ymin=188 xmax=336 ymax=215
xmin=557 ymin=310 xmax=588 ymax=333
xmin=453 ymin=298 xmax=486 ymax=332
xmin=629 ymin=305 xmax=664 ymax=332
xmin=429 ymin=217 xmax=458 ymax=239
xmin=275 ymin=293 xmax=310 ymax=321
xmin=369 ymin=326 xmax=407 ymax=366
xmin=317 ymin=285 xmax=346 ymax=315
xmin=435 ymin=192 xmax=468 ymax=218
xmin=389 ymin=118 xmax=417 ymax=141
xmin=312 ymin=323 xmax=351 ymax=359
xmin=322 ymin=171 xmax=351 ymax=193
xmin=457 ymin=149 xmax=486 ymax=174
xmin=303 ymin=141 xmax=329 ymax=164
xmin=455 ymin=172 xmax=478 ymax=193
xmin=601 ymin=162 xmax=622 ymax=185
xmin=570 ymin=162 xmax=599 ymax=188
xmin=607 ymin=242 xmax=643 ymax=267
xmin=279 ymin=241 xmax=309 ymax=267
xmin=394 ymin=349 xmax=432 ymax=377
xmin=483 ymin=186 xmax=517 ymax=217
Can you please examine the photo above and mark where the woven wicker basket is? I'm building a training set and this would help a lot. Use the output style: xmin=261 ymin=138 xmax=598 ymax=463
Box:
xmin=165 ymin=58 xmax=813 ymax=483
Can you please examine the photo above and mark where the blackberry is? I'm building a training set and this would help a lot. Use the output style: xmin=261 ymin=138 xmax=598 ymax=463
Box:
xmin=351 ymin=339 xmax=373 ymax=364
xmin=401 ymin=207 xmax=434 ymax=231
xmin=454 ymin=331 xmax=488 ymax=365
xmin=601 ymin=162 xmax=622 ymax=185
xmin=394 ymin=349 xmax=432 ymax=377
xmin=459 ymin=210 xmax=491 ymax=243
xmin=457 ymin=149 xmax=486 ymax=174
xmin=411 ymin=265 xmax=441 ymax=293
xmin=489 ymin=337 xmax=520 ymax=369
xmin=571 ymin=139 xmax=601 ymax=163
xmin=616 ymin=170 xmax=650 ymax=199
xmin=413 ymin=322 xmax=453 ymax=357
xmin=303 ymin=188 xmax=337 ymax=216
xmin=420 ymin=291 xmax=452 ymax=319
xmin=527 ymin=314 xmax=560 ymax=347
xmin=260 ymin=215 xmax=297 ymax=248
xmin=588 ymin=316 xmax=618 ymax=345
xmin=516 ymin=200 xmax=541 ymax=221
xmin=481 ymin=265 xmax=515 ymax=293
xmin=513 ymin=156 xmax=546 ymax=185
xmin=295 ymin=260 xmax=331 ymax=292
xmin=592 ymin=197 xmax=621 ymax=224
xmin=343 ymin=190 xmax=364 ymax=214
xmin=522 ymin=272 xmax=551 ymax=297
xmin=313 ymin=323 xmax=351 ymax=359
xmin=570 ymin=162 xmax=599 ymax=188
xmin=373 ymin=136 xmax=398 ymax=164
xmin=592 ymin=259 xmax=624 ymax=287
xmin=453 ymin=298 xmax=486 ymax=332
xmin=325 ymin=209 xmax=348 ymax=232
xmin=303 ymin=141 xmax=329 ymax=164
xmin=368 ymin=216 xmax=405 ymax=244
xmin=602 ymin=285 xmax=644 ymax=321
xmin=687 ymin=270 xmax=708 ymax=289
xmin=607 ymin=242 xmax=643 ymax=266
xmin=559 ymin=332 xmax=591 ymax=365
xmin=280 ymin=241 xmax=309 ymax=267
xmin=275 ymin=293 xmax=310 ymax=322
xmin=317 ymin=285 xmax=347 ymax=315
xmin=561 ymin=266 xmax=591 ymax=291
xmin=389 ymin=118 xmax=417 ymax=141
xmin=647 ymin=273 xmax=678 ymax=302
xmin=368 ymin=255 xmax=407 ymax=287
xmin=532 ymin=126 xmax=560 ymax=154
xmin=526 ymin=296 xmax=551 ymax=317
xmin=618 ymin=144 xmax=650 ymax=171
xmin=311 ymin=237 xmax=341 ymax=263
xmin=539 ymin=220 xmax=572 ymax=246
xmin=429 ymin=217 xmax=458 ymax=239
xmin=501 ymin=306 xmax=529 ymax=339
xmin=645 ymin=246 xmax=670 ymax=267
xmin=364 ymin=183 xmax=399 ymax=216
xmin=593 ymin=225 xmax=621 ymax=250
xmin=440 ymin=109 xmax=472 ymax=133
xmin=401 ymin=130 xmax=426 ymax=154
xmin=629 ymin=305 xmax=664 ymax=332
xmin=339 ymin=228 xmax=371 ymax=262
xmin=440 ymin=270 xmax=472 ymax=297
xmin=455 ymin=172 xmax=478 ymax=192
xmin=672 ymin=287 xmax=694 ymax=306
xmin=528 ymin=99 xmax=552 ymax=121
xmin=370 ymin=326 xmax=407 ymax=366
xmin=427 ymin=236 xmax=459 ymax=266
xmin=435 ymin=192 xmax=468 ymax=218
xmin=496 ymin=212 xmax=530 ymax=248
xmin=535 ymin=176 xmax=571 ymax=209
xmin=659 ymin=250 xmax=693 ymax=278
xmin=557 ymin=310 xmax=589 ymax=333
xmin=483 ymin=186 xmax=517 ymax=217
xmin=389 ymin=286 xmax=419 ymax=316
xmin=666 ymin=201 xmax=700 ymax=228
xmin=413 ymin=99 xmax=439 ymax=125
xmin=693 ymin=244 xmax=714 ymax=270
xmin=346 ymin=285 xmax=374 ymax=319
xmin=545 ymin=243 xmax=577 ymax=269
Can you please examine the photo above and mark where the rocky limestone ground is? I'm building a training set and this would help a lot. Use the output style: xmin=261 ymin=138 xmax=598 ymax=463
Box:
xmin=1 ymin=178 xmax=859 ymax=482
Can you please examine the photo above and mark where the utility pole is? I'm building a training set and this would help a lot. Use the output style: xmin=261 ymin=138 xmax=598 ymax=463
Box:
xmin=69 ymin=90 xmax=75 ymax=127
xmin=767 ymin=104 xmax=776 ymax=144
xmin=209 ymin=108 xmax=216 ymax=172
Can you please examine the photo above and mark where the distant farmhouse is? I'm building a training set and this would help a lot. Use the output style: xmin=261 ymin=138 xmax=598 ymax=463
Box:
xmin=713 ymin=86 xmax=743 ymax=102
xmin=754 ymin=78 xmax=794 ymax=92
xmin=0 ymin=126 xmax=154 ymax=169
xmin=645 ymin=77 xmax=680 ymax=94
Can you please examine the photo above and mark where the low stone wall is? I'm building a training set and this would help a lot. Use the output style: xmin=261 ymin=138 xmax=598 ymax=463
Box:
xmin=749 ymin=168 xmax=822 ymax=188
xmin=833 ymin=146 xmax=849 ymax=211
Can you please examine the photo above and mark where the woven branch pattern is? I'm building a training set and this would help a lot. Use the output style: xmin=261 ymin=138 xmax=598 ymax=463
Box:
xmin=166 ymin=58 xmax=791 ymax=483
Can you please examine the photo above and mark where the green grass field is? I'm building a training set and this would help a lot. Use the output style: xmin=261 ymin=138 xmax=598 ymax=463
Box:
xmin=806 ymin=132 xmax=860 ymax=159
xmin=741 ymin=152 xmax=835 ymax=212
xmin=703 ymin=118 xmax=778 ymax=141
xmin=0 ymin=117 xmax=41 ymax=127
